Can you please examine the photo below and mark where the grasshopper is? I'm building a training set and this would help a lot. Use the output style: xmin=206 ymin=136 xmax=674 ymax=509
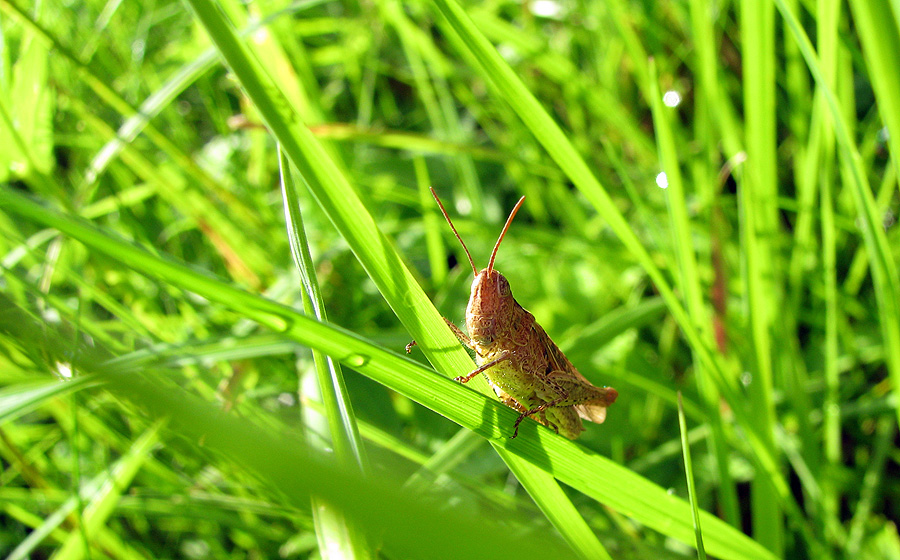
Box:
xmin=410 ymin=189 xmax=618 ymax=439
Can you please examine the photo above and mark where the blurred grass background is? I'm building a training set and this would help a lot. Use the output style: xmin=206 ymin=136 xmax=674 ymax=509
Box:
xmin=1 ymin=0 xmax=899 ymax=558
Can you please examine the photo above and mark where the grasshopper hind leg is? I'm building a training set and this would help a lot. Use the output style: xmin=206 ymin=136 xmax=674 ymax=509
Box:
xmin=489 ymin=387 xmax=547 ymax=439
xmin=511 ymin=406 xmax=583 ymax=440
xmin=542 ymin=406 xmax=584 ymax=440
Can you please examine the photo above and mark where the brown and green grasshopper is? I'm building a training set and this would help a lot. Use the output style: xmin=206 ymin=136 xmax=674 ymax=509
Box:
xmin=409 ymin=189 xmax=618 ymax=439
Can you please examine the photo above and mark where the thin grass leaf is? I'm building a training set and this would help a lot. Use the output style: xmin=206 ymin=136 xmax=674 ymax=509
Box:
xmin=647 ymin=58 xmax=741 ymax=532
xmin=6 ymin=429 xmax=156 ymax=560
xmin=280 ymin=150 xmax=367 ymax=470
xmin=403 ymin=428 xmax=483 ymax=492
xmin=678 ymin=392 xmax=707 ymax=560
xmin=498 ymin=447 xmax=614 ymax=560
xmin=280 ymin=150 xmax=372 ymax=559
xmin=414 ymin=157 xmax=449 ymax=287
xmin=740 ymin=1 xmax=783 ymax=551
xmin=0 ymin=378 xmax=95 ymax=424
xmin=816 ymin=0 xmax=843 ymax=543
xmin=846 ymin=417 xmax=896 ymax=555
xmin=52 ymin=422 xmax=164 ymax=560
xmin=847 ymin=0 xmax=900 ymax=173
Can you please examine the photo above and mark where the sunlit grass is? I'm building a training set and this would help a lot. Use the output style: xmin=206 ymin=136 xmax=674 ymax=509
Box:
xmin=1 ymin=0 xmax=898 ymax=558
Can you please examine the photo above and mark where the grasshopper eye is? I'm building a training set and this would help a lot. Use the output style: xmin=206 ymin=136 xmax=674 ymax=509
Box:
xmin=497 ymin=274 xmax=511 ymax=297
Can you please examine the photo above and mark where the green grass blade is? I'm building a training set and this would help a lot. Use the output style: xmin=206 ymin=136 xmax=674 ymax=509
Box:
xmin=740 ymin=0 xmax=783 ymax=552
xmin=0 ymin=377 xmax=95 ymax=424
xmin=816 ymin=0 xmax=842 ymax=545
xmin=499 ymin=446 xmax=613 ymax=560
xmin=846 ymin=417 xmax=896 ymax=555
xmin=6 ymin=420 xmax=155 ymax=560
xmin=678 ymin=393 xmax=707 ymax=560
xmin=280 ymin=151 xmax=372 ymax=559
xmin=53 ymin=422 xmax=164 ymax=560
xmin=279 ymin=150 xmax=368 ymax=471
xmin=848 ymin=0 xmax=900 ymax=174
xmin=403 ymin=428 xmax=484 ymax=492
xmin=648 ymin=56 xmax=740 ymax=531
xmin=415 ymin=157 xmax=449 ymax=287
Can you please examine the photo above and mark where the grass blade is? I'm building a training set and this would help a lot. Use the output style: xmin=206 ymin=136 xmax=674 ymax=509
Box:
xmin=678 ymin=392 xmax=707 ymax=560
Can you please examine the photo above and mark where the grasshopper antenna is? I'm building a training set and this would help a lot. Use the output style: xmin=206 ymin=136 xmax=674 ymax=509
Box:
xmin=487 ymin=196 xmax=526 ymax=274
xmin=430 ymin=188 xmax=478 ymax=275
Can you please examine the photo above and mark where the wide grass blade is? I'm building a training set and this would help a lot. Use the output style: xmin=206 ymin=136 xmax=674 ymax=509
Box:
xmin=740 ymin=1 xmax=783 ymax=552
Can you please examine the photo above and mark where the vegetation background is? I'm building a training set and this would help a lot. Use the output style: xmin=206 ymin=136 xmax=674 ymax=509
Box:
xmin=0 ymin=0 xmax=898 ymax=558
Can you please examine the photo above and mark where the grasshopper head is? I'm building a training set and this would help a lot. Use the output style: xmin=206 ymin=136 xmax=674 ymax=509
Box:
xmin=429 ymin=188 xmax=526 ymax=347
xmin=466 ymin=268 xmax=514 ymax=346
xmin=470 ymin=269 xmax=512 ymax=301
xmin=465 ymin=196 xmax=524 ymax=346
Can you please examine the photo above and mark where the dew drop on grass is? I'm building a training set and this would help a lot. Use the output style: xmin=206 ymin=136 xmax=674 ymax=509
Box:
xmin=530 ymin=0 xmax=562 ymax=18
xmin=267 ymin=314 xmax=290 ymax=332
xmin=663 ymin=90 xmax=682 ymax=107
xmin=345 ymin=354 xmax=369 ymax=368
xmin=656 ymin=172 xmax=669 ymax=189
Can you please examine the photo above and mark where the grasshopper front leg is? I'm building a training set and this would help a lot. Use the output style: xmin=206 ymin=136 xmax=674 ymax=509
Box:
xmin=453 ymin=350 xmax=512 ymax=383
xmin=406 ymin=318 xmax=473 ymax=353
xmin=437 ymin=320 xmax=519 ymax=383
xmin=407 ymin=318 xmax=514 ymax=390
